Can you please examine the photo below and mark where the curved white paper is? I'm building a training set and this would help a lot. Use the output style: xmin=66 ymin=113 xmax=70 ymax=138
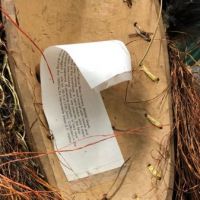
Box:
xmin=40 ymin=40 xmax=131 ymax=181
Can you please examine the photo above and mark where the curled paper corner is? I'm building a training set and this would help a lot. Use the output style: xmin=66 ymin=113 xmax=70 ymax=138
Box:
xmin=95 ymin=71 xmax=132 ymax=92
xmin=59 ymin=40 xmax=132 ymax=90
xmin=42 ymin=40 xmax=132 ymax=91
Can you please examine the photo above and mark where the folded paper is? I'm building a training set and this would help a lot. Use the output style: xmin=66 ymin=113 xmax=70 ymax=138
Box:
xmin=40 ymin=40 xmax=131 ymax=181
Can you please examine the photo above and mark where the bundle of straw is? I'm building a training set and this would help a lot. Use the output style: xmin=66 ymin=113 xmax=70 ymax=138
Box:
xmin=169 ymin=43 xmax=200 ymax=200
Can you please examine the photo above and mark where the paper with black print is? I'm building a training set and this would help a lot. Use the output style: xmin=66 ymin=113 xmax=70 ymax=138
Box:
xmin=40 ymin=40 xmax=131 ymax=181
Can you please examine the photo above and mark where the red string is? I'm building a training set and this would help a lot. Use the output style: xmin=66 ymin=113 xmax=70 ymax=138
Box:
xmin=0 ymin=6 xmax=54 ymax=83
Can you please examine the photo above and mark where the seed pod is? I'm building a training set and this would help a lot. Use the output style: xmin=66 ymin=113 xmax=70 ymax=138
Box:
xmin=147 ymin=164 xmax=162 ymax=180
xmin=140 ymin=65 xmax=159 ymax=82
xmin=145 ymin=113 xmax=163 ymax=129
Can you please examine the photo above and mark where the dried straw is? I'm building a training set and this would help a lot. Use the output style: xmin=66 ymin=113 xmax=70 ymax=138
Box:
xmin=169 ymin=43 xmax=200 ymax=200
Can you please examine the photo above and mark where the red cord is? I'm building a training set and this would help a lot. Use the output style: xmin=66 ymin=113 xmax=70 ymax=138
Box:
xmin=0 ymin=6 xmax=54 ymax=83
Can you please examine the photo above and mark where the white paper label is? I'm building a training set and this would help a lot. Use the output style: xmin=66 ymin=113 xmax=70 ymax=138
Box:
xmin=40 ymin=40 xmax=131 ymax=181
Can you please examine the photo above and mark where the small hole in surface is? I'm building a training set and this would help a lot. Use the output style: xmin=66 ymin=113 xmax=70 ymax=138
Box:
xmin=35 ymin=64 xmax=40 ymax=83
